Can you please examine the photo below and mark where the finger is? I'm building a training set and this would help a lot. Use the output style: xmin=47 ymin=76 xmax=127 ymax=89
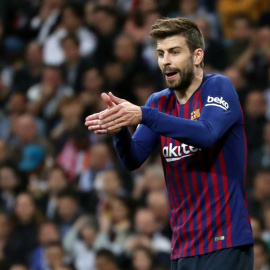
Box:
xmin=85 ymin=110 xmax=106 ymax=121
xmin=85 ymin=119 xmax=100 ymax=127
xmin=109 ymin=92 xmax=125 ymax=104
xmin=95 ymin=130 xmax=107 ymax=134
xmin=107 ymin=121 xmax=127 ymax=131
xmin=99 ymin=105 xmax=121 ymax=120
xmin=88 ymin=124 xmax=101 ymax=131
xmin=101 ymin=93 xmax=114 ymax=108
xmin=99 ymin=111 xmax=123 ymax=126
xmin=100 ymin=115 xmax=126 ymax=129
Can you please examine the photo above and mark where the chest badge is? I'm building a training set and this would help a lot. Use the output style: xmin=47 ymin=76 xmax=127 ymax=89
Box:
xmin=190 ymin=109 xmax=200 ymax=120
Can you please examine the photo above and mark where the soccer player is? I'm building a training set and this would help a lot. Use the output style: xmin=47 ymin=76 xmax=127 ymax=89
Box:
xmin=85 ymin=17 xmax=254 ymax=270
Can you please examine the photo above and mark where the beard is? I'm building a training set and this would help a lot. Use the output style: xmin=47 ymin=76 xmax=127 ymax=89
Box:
xmin=163 ymin=58 xmax=194 ymax=91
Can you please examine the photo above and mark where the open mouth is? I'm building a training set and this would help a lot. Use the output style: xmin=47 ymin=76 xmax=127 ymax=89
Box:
xmin=165 ymin=72 xmax=178 ymax=79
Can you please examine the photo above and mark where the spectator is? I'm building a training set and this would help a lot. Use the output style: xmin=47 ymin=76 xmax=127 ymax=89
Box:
xmin=254 ymin=238 xmax=270 ymax=270
xmin=28 ymin=0 xmax=65 ymax=44
xmin=84 ymin=1 xmax=97 ymax=29
xmin=44 ymin=242 xmax=67 ymax=270
xmin=18 ymin=144 xmax=50 ymax=199
xmin=36 ymin=166 xmax=69 ymax=219
xmin=95 ymin=196 xmax=133 ymax=254
xmin=11 ymin=42 xmax=43 ymax=93
xmin=31 ymin=221 xmax=61 ymax=270
xmin=92 ymin=6 xmax=120 ymax=68
xmin=57 ymin=124 xmax=91 ymax=182
xmin=146 ymin=191 xmax=171 ymax=239
xmin=244 ymin=90 xmax=267 ymax=153
xmin=223 ymin=66 xmax=249 ymax=107
xmin=27 ymin=66 xmax=73 ymax=123
xmin=218 ymin=0 xmax=270 ymax=38
xmin=234 ymin=26 xmax=270 ymax=88
xmin=249 ymin=122 xmax=270 ymax=168
xmin=247 ymin=169 xmax=270 ymax=218
xmin=50 ymin=96 xmax=84 ymax=153
xmin=95 ymin=249 xmax=120 ymax=270
xmin=63 ymin=215 xmax=98 ymax=270
xmin=170 ymin=0 xmax=219 ymax=38
xmin=132 ymin=164 xmax=166 ymax=204
xmin=43 ymin=2 xmax=97 ymax=65
xmin=54 ymin=190 xmax=82 ymax=238
xmin=132 ymin=74 xmax=156 ymax=106
xmin=104 ymin=33 xmax=152 ymax=102
xmin=195 ymin=17 xmax=227 ymax=72
xmin=79 ymin=67 xmax=105 ymax=117
xmin=0 ymin=93 xmax=43 ymax=143
xmin=131 ymin=245 xmax=154 ymax=270
xmin=0 ymin=162 xmax=21 ymax=213
xmin=132 ymin=208 xmax=171 ymax=254
xmin=78 ymin=142 xmax=113 ymax=192
xmin=5 ymin=193 xmax=44 ymax=265
xmin=9 ymin=114 xmax=49 ymax=162
xmin=225 ymin=14 xmax=253 ymax=66
xmin=61 ymin=34 xmax=92 ymax=92
xmin=250 ymin=216 xmax=264 ymax=240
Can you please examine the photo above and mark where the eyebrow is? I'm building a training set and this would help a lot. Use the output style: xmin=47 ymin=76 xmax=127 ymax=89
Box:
xmin=156 ymin=46 xmax=183 ymax=52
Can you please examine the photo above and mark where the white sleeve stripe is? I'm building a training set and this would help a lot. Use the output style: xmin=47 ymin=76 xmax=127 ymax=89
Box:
xmin=205 ymin=104 xmax=228 ymax=111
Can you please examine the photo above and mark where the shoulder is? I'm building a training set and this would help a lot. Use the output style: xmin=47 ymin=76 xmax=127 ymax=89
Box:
xmin=204 ymin=73 xmax=232 ymax=86
xmin=146 ymin=89 xmax=171 ymax=106
xmin=202 ymin=73 xmax=236 ymax=97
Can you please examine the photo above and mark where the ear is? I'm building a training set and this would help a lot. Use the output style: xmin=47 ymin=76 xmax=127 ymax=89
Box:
xmin=193 ymin=48 xmax=204 ymax=66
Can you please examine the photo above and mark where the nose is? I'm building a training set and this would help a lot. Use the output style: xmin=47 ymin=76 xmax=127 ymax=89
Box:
xmin=161 ymin=52 xmax=171 ymax=66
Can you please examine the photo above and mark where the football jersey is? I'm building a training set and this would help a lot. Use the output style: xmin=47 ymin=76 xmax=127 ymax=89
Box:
xmin=113 ymin=74 xmax=254 ymax=259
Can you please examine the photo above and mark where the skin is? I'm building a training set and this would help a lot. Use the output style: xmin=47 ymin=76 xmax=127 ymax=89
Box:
xmin=85 ymin=35 xmax=204 ymax=134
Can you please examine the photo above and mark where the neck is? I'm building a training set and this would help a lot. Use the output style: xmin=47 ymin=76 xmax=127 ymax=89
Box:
xmin=174 ymin=68 xmax=203 ymax=104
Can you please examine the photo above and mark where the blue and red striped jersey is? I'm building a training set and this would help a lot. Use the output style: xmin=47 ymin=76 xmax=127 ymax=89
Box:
xmin=113 ymin=74 xmax=254 ymax=259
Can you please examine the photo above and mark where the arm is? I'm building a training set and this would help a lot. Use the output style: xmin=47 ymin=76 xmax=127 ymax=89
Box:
xmin=85 ymin=93 xmax=159 ymax=171
xmin=95 ymin=76 xmax=240 ymax=149
xmin=113 ymin=94 xmax=159 ymax=170
xmin=113 ymin=123 xmax=159 ymax=171
xmin=140 ymin=76 xmax=240 ymax=148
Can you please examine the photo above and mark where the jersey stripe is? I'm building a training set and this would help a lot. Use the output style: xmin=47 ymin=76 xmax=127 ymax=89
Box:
xmin=218 ymin=151 xmax=232 ymax=247
xmin=209 ymin=150 xmax=223 ymax=250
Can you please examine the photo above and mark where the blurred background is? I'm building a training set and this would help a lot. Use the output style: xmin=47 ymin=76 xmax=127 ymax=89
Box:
xmin=0 ymin=0 xmax=269 ymax=269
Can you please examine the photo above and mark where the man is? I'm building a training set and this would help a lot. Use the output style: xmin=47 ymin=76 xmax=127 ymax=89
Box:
xmin=85 ymin=17 xmax=254 ymax=269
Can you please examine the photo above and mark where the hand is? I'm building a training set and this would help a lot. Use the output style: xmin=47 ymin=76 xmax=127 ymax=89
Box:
xmin=85 ymin=92 xmax=121 ymax=134
xmin=86 ymin=92 xmax=142 ymax=133
xmin=41 ymin=84 xmax=55 ymax=100
xmin=73 ymin=215 xmax=90 ymax=230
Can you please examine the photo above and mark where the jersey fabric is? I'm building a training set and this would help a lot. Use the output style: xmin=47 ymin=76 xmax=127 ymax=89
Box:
xmin=113 ymin=74 xmax=254 ymax=260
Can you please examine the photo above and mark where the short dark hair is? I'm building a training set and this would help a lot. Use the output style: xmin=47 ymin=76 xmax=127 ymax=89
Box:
xmin=96 ymin=249 xmax=118 ymax=264
xmin=149 ymin=17 xmax=205 ymax=53
xmin=61 ymin=34 xmax=80 ymax=47
xmin=254 ymin=238 xmax=268 ymax=254
xmin=64 ymin=2 xmax=84 ymax=18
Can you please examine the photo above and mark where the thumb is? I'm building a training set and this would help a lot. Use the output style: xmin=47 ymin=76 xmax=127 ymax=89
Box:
xmin=109 ymin=92 xmax=125 ymax=104
xmin=101 ymin=93 xmax=114 ymax=108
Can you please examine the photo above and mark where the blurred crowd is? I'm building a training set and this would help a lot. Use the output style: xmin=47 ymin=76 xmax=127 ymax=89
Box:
xmin=0 ymin=0 xmax=269 ymax=269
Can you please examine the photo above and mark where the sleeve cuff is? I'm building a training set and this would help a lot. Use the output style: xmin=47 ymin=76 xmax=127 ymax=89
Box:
xmin=140 ymin=106 xmax=157 ymax=126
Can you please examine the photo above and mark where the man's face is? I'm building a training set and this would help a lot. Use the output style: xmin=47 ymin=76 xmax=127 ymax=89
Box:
xmin=157 ymin=35 xmax=194 ymax=91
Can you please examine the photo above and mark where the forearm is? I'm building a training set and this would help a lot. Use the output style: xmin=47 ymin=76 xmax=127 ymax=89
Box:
xmin=113 ymin=128 xmax=146 ymax=171
xmin=233 ymin=46 xmax=255 ymax=71
xmin=113 ymin=126 xmax=158 ymax=171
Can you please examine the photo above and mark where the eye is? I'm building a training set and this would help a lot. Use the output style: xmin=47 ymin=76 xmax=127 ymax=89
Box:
xmin=157 ymin=51 xmax=164 ymax=58
xmin=172 ymin=50 xmax=179 ymax=55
